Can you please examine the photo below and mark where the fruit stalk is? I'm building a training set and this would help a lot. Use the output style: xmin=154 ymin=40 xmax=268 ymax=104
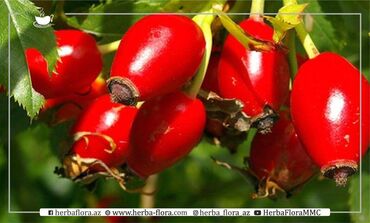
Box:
xmin=97 ymin=40 xmax=121 ymax=55
xmin=250 ymin=0 xmax=265 ymax=22
xmin=282 ymin=0 xmax=319 ymax=59
xmin=140 ymin=174 xmax=157 ymax=208
xmin=55 ymin=0 xmax=68 ymax=22
xmin=287 ymin=30 xmax=298 ymax=78
xmin=215 ymin=9 xmax=273 ymax=51
xmin=186 ymin=5 xmax=222 ymax=98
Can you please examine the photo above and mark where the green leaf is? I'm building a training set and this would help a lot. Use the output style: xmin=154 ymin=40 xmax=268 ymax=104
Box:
xmin=315 ymin=0 xmax=368 ymax=72
xmin=0 ymin=0 xmax=59 ymax=118
xmin=265 ymin=16 xmax=295 ymax=43
xmin=65 ymin=0 xmax=212 ymax=43
xmin=265 ymin=3 xmax=307 ymax=43
xmin=277 ymin=3 xmax=308 ymax=26
xmin=297 ymin=0 xmax=341 ymax=53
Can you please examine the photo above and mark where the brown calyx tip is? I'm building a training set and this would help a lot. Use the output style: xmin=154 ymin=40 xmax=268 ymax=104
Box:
xmin=255 ymin=116 xmax=275 ymax=134
xmin=63 ymin=155 xmax=84 ymax=179
xmin=252 ymin=177 xmax=286 ymax=199
xmin=322 ymin=163 xmax=357 ymax=187
xmin=62 ymin=154 xmax=97 ymax=180
xmin=252 ymin=106 xmax=279 ymax=134
xmin=107 ymin=77 xmax=139 ymax=106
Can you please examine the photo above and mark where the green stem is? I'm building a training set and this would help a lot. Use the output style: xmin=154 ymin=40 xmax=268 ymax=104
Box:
xmin=287 ymin=30 xmax=298 ymax=79
xmin=214 ymin=9 xmax=273 ymax=51
xmin=186 ymin=6 xmax=222 ymax=99
xmin=97 ymin=40 xmax=121 ymax=55
xmin=250 ymin=0 xmax=265 ymax=21
xmin=55 ymin=0 xmax=68 ymax=22
xmin=295 ymin=24 xmax=319 ymax=59
xmin=283 ymin=0 xmax=319 ymax=59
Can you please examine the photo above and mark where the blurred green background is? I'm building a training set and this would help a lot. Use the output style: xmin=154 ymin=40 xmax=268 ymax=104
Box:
xmin=1 ymin=0 xmax=369 ymax=222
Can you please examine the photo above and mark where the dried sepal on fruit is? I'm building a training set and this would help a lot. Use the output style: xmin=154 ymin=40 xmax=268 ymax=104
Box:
xmin=213 ymin=111 xmax=317 ymax=199
xmin=204 ymin=118 xmax=247 ymax=154
xmin=218 ymin=17 xmax=290 ymax=133
xmin=248 ymin=111 xmax=317 ymax=198
xmin=198 ymin=90 xmax=278 ymax=134
xmin=58 ymin=95 xmax=152 ymax=193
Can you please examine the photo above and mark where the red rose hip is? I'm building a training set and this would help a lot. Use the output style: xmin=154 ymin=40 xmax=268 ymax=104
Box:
xmin=218 ymin=18 xmax=290 ymax=116
xmin=26 ymin=30 xmax=103 ymax=98
xmin=127 ymin=91 xmax=206 ymax=178
xmin=63 ymin=95 xmax=138 ymax=178
xmin=249 ymin=111 xmax=317 ymax=198
xmin=291 ymin=52 xmax=370 ymax=186
xmin=108 ymin=15 xmax=205 ymax=105
xmin=201 ymin=51 xmax=221 ymax=93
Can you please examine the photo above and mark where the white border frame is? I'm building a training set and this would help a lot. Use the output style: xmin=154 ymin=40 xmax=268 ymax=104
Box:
xmin=7 ymin=12 xmax=364 ymax=215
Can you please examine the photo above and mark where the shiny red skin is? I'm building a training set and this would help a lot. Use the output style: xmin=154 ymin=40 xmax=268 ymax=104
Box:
xmin=218 ymin=18 xmax=290 ymax=116
xmin=218 ymin=55 xmax=265 ymax=115
xmin=202 ymin=53 xmax=221 ymax=93
xmin=26 ymin=30 xmax=102 ymax=98
xmin=43 ymin=77 xmax=107 ymax=123
xmin=127 ymin=91 xmax=206 ymax=178
xmin=71 ymin=95 xmax=138 ymax=167
xmin=110 ymin=15 xmax=205 ymax=101
xmin=249 ymin=111 xmax=316 ymax=191
xmin=291 ymin=52 xmax=370 ymax=170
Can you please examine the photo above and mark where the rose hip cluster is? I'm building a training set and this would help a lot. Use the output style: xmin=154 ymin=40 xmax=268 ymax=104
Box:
xmin=205 ymin=16 xmax=369 ymax=197
xmin=25 ymin=13 xmax=369 ymax=196
xmin=26 ymin=15 xmax=207 ymax=183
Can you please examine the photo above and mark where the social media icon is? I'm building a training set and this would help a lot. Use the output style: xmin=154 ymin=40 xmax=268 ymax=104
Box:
xmin=48 ymin=210 xmax=53 ymax=216
xmin=254 ymin=210 xmax=261 ymax=216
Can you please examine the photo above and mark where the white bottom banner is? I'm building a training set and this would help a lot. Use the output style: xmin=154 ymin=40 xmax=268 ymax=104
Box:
xmin=40 ymin=208 xmax=331 ymax=217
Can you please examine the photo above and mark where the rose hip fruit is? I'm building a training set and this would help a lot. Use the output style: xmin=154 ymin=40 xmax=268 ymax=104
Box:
xmin=291 ymin=52 xmax=370 ymax=186
xmin=26 ymin=30 xmax=102 ymax=98
xmin=202 ymin=52 xmax=221 ymax=93
xmin=108 ymin=15 xmax=205 ymax=105
xmin=218 ymin=18 xmax=290 ymax=115
xmin=249 ymin=111 xmax=317 ymax=198
xmin=127 ymin=91 xmax=206 ymax=178
xmin=63 ymin=95 xmax=138 ymax=178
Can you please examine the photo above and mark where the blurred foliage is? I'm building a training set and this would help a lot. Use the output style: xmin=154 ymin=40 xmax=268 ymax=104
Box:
xmin=0 ymin=0 xmax=59 ymax=118
xmin=1 ymin=0 xmax=369 ymax=223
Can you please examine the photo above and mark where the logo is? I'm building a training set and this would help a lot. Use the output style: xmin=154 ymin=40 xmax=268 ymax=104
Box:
xmin=33 ymin=8 xmax=54 ymax=28
xmin=254 ymin=210 xmax=261 ymax=216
